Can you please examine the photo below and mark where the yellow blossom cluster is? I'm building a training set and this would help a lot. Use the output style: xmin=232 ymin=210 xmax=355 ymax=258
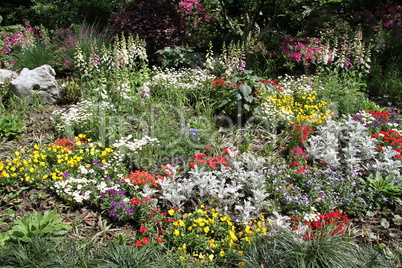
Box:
xmin=0 ymin=135 xmax=114 ymax=186
xmin=170 ymin=204 xmax=268 ymax=264
xmin=260 ymin=82 xmax=333 ymax=126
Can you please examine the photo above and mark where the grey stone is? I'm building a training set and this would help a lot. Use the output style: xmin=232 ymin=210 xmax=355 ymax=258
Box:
xmin=9 ymin=65 xmax=64 ymax=104
xmin=0 ymin=69 xmax=18 ymax=82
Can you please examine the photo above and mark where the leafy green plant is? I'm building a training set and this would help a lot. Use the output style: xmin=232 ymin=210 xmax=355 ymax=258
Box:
xmin=3 ymin=209 xmax=72 ymax=243
xmin=314 ymin=70 xmax=371 ymax=116
xmin=156 ymin=46 xmax=200 ymax=68
xmin=367 ymin=172 xmax=402 ymax=198
xmin=0 ymin=113 xmax=26 ymax=140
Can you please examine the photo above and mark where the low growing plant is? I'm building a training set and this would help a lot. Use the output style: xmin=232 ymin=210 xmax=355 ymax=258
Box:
xmin=0 ymin=113 xmax=26 ymax=140
xmin=1 ymin=209 xmax=72 ymax=245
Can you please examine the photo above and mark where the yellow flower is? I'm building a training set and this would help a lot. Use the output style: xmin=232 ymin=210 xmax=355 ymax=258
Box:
xmin=209 ymin=254 xmax=214 ymax=261
xmin=209 ymin=239 xmax=217 ymax=248
xmin=178 ymin=220 xmax=185 ymax=227
xmin=229 ymin=230 xmax=237 ymax=241
xmin=29 ymin=167 xmax=34 ymax=173
xmin=219 ymin=250 xmax=225 ymax=257
xmin=173 ymin=229 xmax=180 ymax=236
xmin=168 ymin=209 xmax=175 ymax=216
xmin=238 ymin=262 xmax=246 ymax=267
xmin=14 ymin=151 xmax=19 ymax=156
xmin=204 ymin=226 xmax=210 ymax=233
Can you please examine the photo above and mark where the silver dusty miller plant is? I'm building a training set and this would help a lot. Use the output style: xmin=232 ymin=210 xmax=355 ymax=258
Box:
xmin=156 ymin=153 xmax=270 ymax=223
xmin=306 ymin=117 xmax=378 ymax=173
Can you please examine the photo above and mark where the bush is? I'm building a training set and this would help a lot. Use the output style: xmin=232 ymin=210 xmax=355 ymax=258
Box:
xmin=112 ymin=0 xmax=187 ymax=62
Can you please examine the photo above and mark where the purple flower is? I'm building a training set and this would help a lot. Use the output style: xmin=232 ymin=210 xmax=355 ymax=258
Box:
xmin=92 ymin=159 xmax=99 ymax=164
xmin=99 ymin=193 xmax=106 ymax=199
xmin=62 ymin=171 xmax=69 ymax=178
xmin=118 ymin=190 xmax=126 ymax=196
xmin=106 ymin=189 xmax=117 ymax=195
xmin=126 ymin=208 xmax=134 ymax=214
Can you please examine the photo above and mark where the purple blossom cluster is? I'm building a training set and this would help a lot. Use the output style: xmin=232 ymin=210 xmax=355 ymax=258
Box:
xmin=264 ymin=165 xmax=387 ymax=217
xmin=99 ymin=187 xmax=136 ymax=220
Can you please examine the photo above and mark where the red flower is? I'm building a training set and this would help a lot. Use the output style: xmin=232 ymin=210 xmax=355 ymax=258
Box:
xmin=206 ymin=147 xmax=213 ymax=150
xmin=156 ymin=236 xmax=164 ymax=243
xmin=131 ymin=198 xmax=139 ymax=205
xmin=223 ymin=148 xmax=231 ymax=155
xmin=211 ymin=78 xmax=226 ymax=87
xmin=139 ymin=226 xmax=148 ymax=232
xmin=207 ymin=157 xmax=217 ymax=168
xmin=142 ymin=237 xmax=150 ymax=244
xmin=134 ymin=240 xmax=142 ymax=246
xmin=124 ymin=170 xmax=158 ymax=187
xmin=296 ymin=168 xmax=308 ymax=173
xmin=189 ymin=162 xmax=196 ymax=169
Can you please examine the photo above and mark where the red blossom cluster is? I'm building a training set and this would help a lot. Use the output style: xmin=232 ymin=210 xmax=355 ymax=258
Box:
xmin=258 ymin=79 xmax=283 ymax=91
xmin=189 ymin=147 xmax=231 ymax=169
xmin=295 ymin=124 xmax=315 ymax=143
xmin=124 ymin=170 xmax=159 ymax=187
xmin=289 ymin=146 xmax=309 ymax=173
xmin=211 ymin=78 xmax=240 ymax=88
xmin=369 ymin=110 xmax=391 ymax=123
xmin=130 ymin=196 xmax=152 ymax=206
xmin=291 ymin=210 xmax=351 ymax=240
xmin=372 ymin=130 xmax=402 ymax=159
xmin=52 ymin=138 xmax=76 ymax=151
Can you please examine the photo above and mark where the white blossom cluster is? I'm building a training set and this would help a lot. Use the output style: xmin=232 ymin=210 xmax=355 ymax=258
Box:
xmin=148 ymin=67 xmax=214 ymax=91
xmin=276 ymin=74 xmax=316 ymax=94
xmin=53 ymin=99 xmax=116 ymax=132
xmin=112 ymin=135 xmax=159 ymax=153
xmin=156 ymin=153 xmax=270 ymax=223
xmin=51 ymin=176 xmax=96 ymax=203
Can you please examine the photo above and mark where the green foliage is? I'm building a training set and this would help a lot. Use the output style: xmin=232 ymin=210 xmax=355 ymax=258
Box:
xmin=367 ymin=172 xmax=402 ymax=198
xmin=3 ymin=209 xmax=72 ymax=244
xmin=239 ymin=228 xmax=395 ymax=268
xmin=215 ymin=70 xmax=277 ymax=124
xmin=60 ymin=78 xmax=82 ymax=104
xmin=156 ymin=46 xmax=200 ymax=69
xmin=368 ymin=55 xmax=402 ymax=107
xmin=10 ymin=41 xmax=54 ymax=70
xmin=100 ymin=242 xmax=161 ymax=268
xmin=0 ymin=113 xmax=26 ymax=140
xmin=0 ymin=234 xmax=61 ymax=267
xmin=315 ymin=70 xmax=371 ymax=116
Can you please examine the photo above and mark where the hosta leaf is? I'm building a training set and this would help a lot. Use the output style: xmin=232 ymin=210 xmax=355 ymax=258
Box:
xmin=380 ymin=218 xmax=390 ymax=229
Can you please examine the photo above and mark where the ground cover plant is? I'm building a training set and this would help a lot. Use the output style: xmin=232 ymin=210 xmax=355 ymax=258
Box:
xmin=1 ymin=0 xmax=402 ymax=267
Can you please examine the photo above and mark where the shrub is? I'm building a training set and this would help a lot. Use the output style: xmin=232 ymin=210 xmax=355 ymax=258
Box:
xmin=112 ymin=0 xmax=186 ymax=62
